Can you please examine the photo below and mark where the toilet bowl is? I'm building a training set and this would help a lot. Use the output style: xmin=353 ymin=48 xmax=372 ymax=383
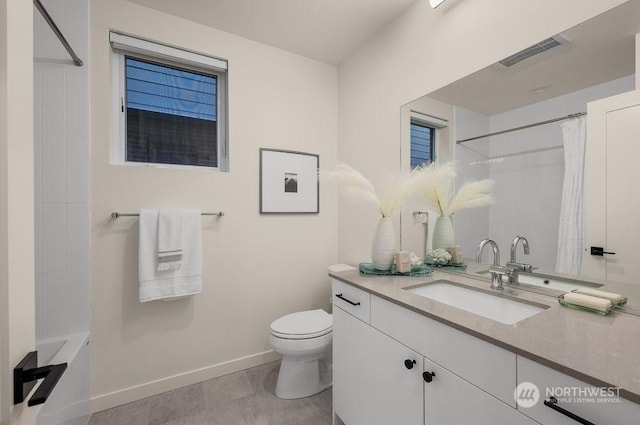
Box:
xmin=269 ymin=309 xmax=332 ymax=399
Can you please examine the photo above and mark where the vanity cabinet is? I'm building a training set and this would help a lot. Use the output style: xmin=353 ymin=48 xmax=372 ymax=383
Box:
xmin=332 ymin=279 xmax=537 ymax=425
xmin=333 ymin=306 xmax=422 ymax=425
xmin=517 ymin=356 xmax=640 ymax=425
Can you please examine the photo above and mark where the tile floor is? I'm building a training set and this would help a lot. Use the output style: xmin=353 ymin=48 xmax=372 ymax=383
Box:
xmin=88 ymin=361 xmax=332 ymax=425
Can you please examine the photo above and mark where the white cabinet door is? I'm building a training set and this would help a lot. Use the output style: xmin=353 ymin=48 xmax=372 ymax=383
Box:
xmin=423 ymin=357 xmax=537 ymax=425
xmin=586 ymin=90 xmax=640 ymax=283
xmin=517 ymin=356 xmax=640 ymax=425
xmin=333 ymin=306 xmax=423 ymax=425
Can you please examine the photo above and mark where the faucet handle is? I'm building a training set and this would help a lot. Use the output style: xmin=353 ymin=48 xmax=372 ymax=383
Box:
xmin=506 ymin=261 xmax=533 ymax=273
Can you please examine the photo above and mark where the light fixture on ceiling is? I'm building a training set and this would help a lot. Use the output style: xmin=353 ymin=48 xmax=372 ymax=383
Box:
xmin=530 ymin=84 xmax=552 ymax=94
xmin=430 ymin=0 xmax=446 ymax=8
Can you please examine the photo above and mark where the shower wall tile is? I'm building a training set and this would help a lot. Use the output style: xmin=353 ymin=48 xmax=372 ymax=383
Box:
xmin=35 ymin=273 xmax=44 ymax=341
xmin=43 ymin=203 xmax=67 ymax=273
xmin=67 ymin=203 xmax=90 ymax=271
xmin=42 ymin=271 xmax=68 ymax=340
xmin=65 ymin=0 xmax=89 ymax=58
xmin=66 ymin=69 xmax=89 ymax=204
xmin=34 ymin=192 xmax=43 ymax=275
xmin=67 ymin=268 xmax=91 ymax=333
xmin=34 ymin=67 xmax=43 ymax=274
xmin=39 ymin=0 xmax=67 ymax=61
xmin=41 ymin=68 xmax=67 ymax=204
xmin=35 ymin=0 xmax=91 ymax=348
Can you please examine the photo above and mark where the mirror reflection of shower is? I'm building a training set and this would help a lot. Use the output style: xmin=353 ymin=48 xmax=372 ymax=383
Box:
xmin=399 ymin=0 xmax=640 ymax=276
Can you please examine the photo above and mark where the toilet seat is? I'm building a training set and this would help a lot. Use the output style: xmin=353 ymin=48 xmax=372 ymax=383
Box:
xmin=270 ymin=309 xmax=332 ymax=340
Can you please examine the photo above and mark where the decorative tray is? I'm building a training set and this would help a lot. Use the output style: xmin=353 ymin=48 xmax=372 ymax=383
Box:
xmin=359 ymin=262 xmax=433 ymax=277
xmin=557 ymin=294 xmax=613 ymax=316
xmin=423 ymin=260 xmax=467 ymax=269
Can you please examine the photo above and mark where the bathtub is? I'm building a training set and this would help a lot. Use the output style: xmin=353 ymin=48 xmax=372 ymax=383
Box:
xmin=35 ymin=332 xmax=91 ymax=425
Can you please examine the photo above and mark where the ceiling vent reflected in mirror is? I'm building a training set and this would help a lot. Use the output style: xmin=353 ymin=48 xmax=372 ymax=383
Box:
xmin=497 ymin=34 xmax=570 ymax=68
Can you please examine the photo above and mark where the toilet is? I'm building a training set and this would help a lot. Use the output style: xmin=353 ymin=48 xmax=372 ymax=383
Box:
xmin=269 ymin=309 xmax=333 ymax=399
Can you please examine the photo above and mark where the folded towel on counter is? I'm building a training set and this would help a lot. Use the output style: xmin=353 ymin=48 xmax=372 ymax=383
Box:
xmin=157 ymin=208 xmax=184 ymax=271
xmin=139 ymin=209 xmax=202 ymax=302
xmin=562 ymin=292 xmax=612 ymax=313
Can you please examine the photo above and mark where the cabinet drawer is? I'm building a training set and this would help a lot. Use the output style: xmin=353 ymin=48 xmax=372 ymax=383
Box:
xmin=517 ymin=356 xmax=640 ymax=425
xmin=371 ymin=295 xmax=516 ymax=406
xmin=332 ymin=279 xmax=371 ymax=323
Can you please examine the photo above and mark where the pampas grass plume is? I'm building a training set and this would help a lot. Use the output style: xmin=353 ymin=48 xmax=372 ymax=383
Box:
xmin=410 ymin=161 xmax=456 ymax=216
xmin=323 ymin=164 xmax=382 ymax=214
xmin=445 ymin=179 xmax=494 ymax=215
xmin=323 ymin=164 xmax=417 ymax=217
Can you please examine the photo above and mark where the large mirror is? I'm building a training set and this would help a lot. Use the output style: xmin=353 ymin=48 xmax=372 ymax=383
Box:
xmin=400 ymin=1 xmax=640 ymax=285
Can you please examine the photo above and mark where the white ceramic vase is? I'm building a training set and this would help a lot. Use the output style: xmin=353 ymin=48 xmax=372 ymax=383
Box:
xmin=371 ymin=217 xmax=395 ymax=271
xmin=432 ymin=215 xmax=455 ymax=250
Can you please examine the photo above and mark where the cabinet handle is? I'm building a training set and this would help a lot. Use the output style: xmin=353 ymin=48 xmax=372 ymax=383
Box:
xmin=543 ymin=397 xmax=595 ymax=425
xmin=404 ymin=359 xmax=416 ymax=370
xmin=422 ymin=371 xmax=435 ymax=383
xmin=335 ymin=293 xmax=360 ymax=306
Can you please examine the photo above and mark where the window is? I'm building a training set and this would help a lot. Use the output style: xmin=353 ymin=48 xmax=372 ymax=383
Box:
xmin=410 ymin=121 xmax=435 ymax=168
xmin=110 ymin=32 xmax=228 ymax=169
xmin=409 ymin=111 xmax=448 ymax=169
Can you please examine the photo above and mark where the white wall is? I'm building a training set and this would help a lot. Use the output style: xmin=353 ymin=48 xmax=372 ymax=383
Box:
xmin=337 ymin=0 xmax=628 ymax=266
xmin=34 ymin=0 xmax=91 ymax=344
xmin=0 ymin=0 xmax=35 ymax=423
xmin=90 ymin=0 xmax=338 ymax=411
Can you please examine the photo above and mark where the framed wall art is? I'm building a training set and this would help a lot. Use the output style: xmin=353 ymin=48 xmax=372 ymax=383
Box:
xmin=259 ymin=148 xmax=319 ymax=214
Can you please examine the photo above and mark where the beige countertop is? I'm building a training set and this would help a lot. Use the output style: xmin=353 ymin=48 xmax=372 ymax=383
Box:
xmin=329 ymin=267 xmax=640 ymax=404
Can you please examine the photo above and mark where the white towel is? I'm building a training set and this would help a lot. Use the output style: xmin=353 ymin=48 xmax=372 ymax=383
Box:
xmin=139 ymin=209 xmax=202 ymax=302
xmin=157 ymin=208 xmax=184 ymax=271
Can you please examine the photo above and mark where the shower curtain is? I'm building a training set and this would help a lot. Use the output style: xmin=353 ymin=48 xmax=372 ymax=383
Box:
xmin=556 ymin=117 xmax=586 ymax=275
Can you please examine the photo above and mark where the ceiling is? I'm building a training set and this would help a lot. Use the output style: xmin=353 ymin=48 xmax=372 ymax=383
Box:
xmin=429 ymin=0 xmax=640 ymax=115
xmin=126 ymin=0 xmax=418 ymax=65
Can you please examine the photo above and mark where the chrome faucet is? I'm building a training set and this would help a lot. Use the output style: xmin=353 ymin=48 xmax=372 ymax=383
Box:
xmin=476 ymin=239 xmax=511 ymax=290
xmin=506 ymin=236 xmax=533 ymax=283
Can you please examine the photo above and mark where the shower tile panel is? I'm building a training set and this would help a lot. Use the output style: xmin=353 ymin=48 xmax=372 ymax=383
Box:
xmin=42 ymin=203 xmax=67 ymax=273
xmin=43 ymin=270 xmax=68 ymax=340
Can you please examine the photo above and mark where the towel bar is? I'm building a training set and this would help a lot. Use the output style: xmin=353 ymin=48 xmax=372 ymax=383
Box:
xmin=111 ymin=211 xmax=224 ymax=218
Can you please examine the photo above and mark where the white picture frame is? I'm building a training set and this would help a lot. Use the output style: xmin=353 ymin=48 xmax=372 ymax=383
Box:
xmin=259 ymin=148 xmax=319 ymax=214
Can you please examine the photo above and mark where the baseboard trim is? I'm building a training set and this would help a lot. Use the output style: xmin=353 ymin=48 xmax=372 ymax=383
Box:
xmin=91 ymin=349 xmax=281 ymax=413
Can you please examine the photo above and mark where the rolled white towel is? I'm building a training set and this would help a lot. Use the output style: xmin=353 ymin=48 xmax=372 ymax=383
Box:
xmin=574 ymin=288 xmax=626 ymax=304
xmin=563 ymin=292 xmax=612 ymax=313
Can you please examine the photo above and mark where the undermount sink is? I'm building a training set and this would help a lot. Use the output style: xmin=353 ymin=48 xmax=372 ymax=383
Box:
xmin=405 ymin=280 xmax=546 ymax=325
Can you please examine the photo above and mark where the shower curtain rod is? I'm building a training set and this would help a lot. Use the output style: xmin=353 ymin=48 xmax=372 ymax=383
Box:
xmin=34 ymin=0 xmax=83 ymax=66
xmin=456 ymin=112 xmax=586 ymax=144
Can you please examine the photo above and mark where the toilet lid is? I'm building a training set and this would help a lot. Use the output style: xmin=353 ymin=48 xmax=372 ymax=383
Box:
xmin=270 ymin=309 xmax=332 ymax=339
